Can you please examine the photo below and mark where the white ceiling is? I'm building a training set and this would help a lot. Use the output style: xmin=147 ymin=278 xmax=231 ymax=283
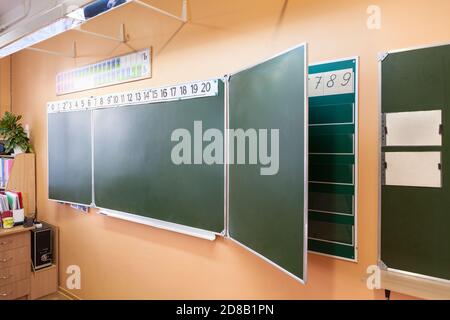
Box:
xmin=0 ymin=0 xmax=92 ymax=49
xmin=0 ymin=1 xmax=22 ymax=15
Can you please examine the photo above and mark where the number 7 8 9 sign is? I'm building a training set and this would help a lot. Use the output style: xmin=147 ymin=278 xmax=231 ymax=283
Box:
xmin=308 ymin=68 xmax=354 ymax=97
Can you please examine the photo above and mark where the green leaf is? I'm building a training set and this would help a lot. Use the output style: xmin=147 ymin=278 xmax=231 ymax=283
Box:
xmin=0 ymin=112 xmax=32 ymax=153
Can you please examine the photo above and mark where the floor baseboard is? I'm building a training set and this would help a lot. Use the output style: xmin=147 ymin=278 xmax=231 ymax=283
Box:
xmin=58 ymin=286 xmax=82 ymax=300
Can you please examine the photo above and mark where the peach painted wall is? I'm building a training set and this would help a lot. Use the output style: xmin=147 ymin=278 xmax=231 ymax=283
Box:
xmin=5 ymin=0 xmax=449 ymax=299
xmin=0 ymin=56 xmax=11 ymax=115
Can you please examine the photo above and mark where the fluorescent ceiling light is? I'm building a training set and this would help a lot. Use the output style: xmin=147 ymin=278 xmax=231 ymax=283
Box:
xmin=66 ymin=8 xmax=86 ymax=21
xmin=0 ymin=0 xmax=131 ymax=58
xmin=67 ymin=0 xmax=130 ymax=21
xmin=0 ymin=17 xmax=81 ymax=57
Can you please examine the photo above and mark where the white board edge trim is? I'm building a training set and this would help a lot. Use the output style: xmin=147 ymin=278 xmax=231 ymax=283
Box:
xmin=98 ymin=208 xmax=217 ymax=241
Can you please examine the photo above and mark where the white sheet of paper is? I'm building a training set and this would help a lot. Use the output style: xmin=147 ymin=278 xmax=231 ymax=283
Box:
xmin=308 ymin=68 xmax=354 ymax=97
xmin=385 ymin=152 xmax=441 ymax=188
xmin=386 ymin=110 xmax=442 ymax=146
xmin=308 ymin=74 xmax=325 ymax=97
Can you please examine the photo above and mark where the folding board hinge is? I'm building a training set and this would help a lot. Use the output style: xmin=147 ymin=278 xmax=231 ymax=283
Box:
xmin=378 ymin=260 xmax=388 ymax=270
xmin=381 ymin=113 xmax=387 ymax=147
xmin=381 ymin=152 xmax=387 ymax=186
xmin=378 ymin=52 xmax=389 ymax=62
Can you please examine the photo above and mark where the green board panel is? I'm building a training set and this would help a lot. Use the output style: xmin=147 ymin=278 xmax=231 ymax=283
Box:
xmin=309 ymin=124 xmax=354 ymax=136
xmin=310 ymin=103 xmax=354 ymax=125
xmin=93 ymin=81 xmax=225 ymax=233
xmin=308 ymin=239 xmax=355 ymax=259
xmin=309 ymin=154 xmax=354 ymax=165
xmin=308 ymin=58 xmax=357 ymax=261
xmin=381 ymin=45 xmax=450 ymax=281
xmin=48 ymin=111 xmax=92 ymax=205
xmin=309 ymin=192 xmax=353 ymax=215
xmin=309 ymin=211 xmax=354 ymax=225
xmin=309 ymin=182 xmax=354 ymax=195
xmin=309 ymin=220 xmax=353 ymax=245
xmin=310 ymin=164 xmax=353 ymax=184
xmin=229 ymin=45 xmax=307 ymax=281
xmin=309 ymin=134 xmax=354 ymax=154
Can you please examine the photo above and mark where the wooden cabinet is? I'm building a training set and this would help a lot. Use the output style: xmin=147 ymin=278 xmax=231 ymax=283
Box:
xmin=0 ymin=232 xmax=28 ymax=251
xmin=0 ymin=264 xmax=29 ymax=286
xmin=0 ymin=227 xmax=32 ymax=300
xmin=30 ymin=223 xmax=59 ymax=300
xmin=0 ymin=279 xmax=29 ymax=300
xmin=0 ymin=152 xmax=39 ymax=300
xmin=30 ymin=265 xmax=58 ymax=300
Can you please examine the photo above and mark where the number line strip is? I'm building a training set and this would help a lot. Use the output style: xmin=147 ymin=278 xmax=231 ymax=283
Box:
xmin=48 ymin=79 xmax=219 ymax=113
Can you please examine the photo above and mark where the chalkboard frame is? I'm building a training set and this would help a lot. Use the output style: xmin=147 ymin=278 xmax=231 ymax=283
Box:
xmin=308 ymin=56 xmax=359 ymax=262
xmin=378 ymin=42 xmax=450 ymax=284
xmin=226 ymin=43 xmax=309 ymax=284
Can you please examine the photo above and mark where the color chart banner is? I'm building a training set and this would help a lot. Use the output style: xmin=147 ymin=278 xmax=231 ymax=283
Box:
xmin=56 ymin=48 xmax=151 ymax=95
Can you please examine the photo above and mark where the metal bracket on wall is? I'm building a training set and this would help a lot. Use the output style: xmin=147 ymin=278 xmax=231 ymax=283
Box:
xmin=23 ymin=0 xmax=188 ymax=58
xmin=133 ymin=0 xmax=188 ymax=23
xmin=25 ymin=23 xmax=128 ymax=58
xmin=25 ymin=40 xmax=77 ymax=58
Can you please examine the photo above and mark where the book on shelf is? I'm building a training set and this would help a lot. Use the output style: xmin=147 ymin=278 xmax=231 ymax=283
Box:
xmin=0 ymin=190 xmax=25 ymax=228
xmin=0 ymin=157 xmax=14 ymax=189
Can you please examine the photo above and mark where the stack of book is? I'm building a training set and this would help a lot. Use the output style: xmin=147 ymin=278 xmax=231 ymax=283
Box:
xmin=5 ymin=191 xmax=23 ymax=211
xmin=0 ymin=158 xmax=14 ymax=189
xmin=0 ymin=190 xmax=24 ymax=228
xmin=0 ymin=193 xmax=10 ymax=212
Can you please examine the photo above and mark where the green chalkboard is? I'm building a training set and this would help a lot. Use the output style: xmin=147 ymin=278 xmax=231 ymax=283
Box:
xmin=48 ymin=111 xmax=92 ymax=205
xmin=308 ymin=58 xmax=358 ymax=261
xmin=381 ymin=44 xmax=450 ymax=281
xmin=93 ymin=81 xmax=225 ymax=233
xmin=228 ymin=45 xmax=307 ymax=282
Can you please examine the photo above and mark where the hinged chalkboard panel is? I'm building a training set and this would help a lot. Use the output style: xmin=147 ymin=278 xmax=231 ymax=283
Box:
xmin=308 ymin=58 xmax=358 ymax=261
xmin=228 ymin=44 xmax=308 ymax=282
xmin=48 ymin=110 xmax=93 ymax=206
xmin=380 ymin=44 xmax=450 ymax=281
xmin=93 ymin=81 xmax=225 ymax=233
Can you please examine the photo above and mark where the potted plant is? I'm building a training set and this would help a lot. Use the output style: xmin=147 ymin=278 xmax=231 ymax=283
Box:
xmin=0 ymin=112 xmax=32 ymax=155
